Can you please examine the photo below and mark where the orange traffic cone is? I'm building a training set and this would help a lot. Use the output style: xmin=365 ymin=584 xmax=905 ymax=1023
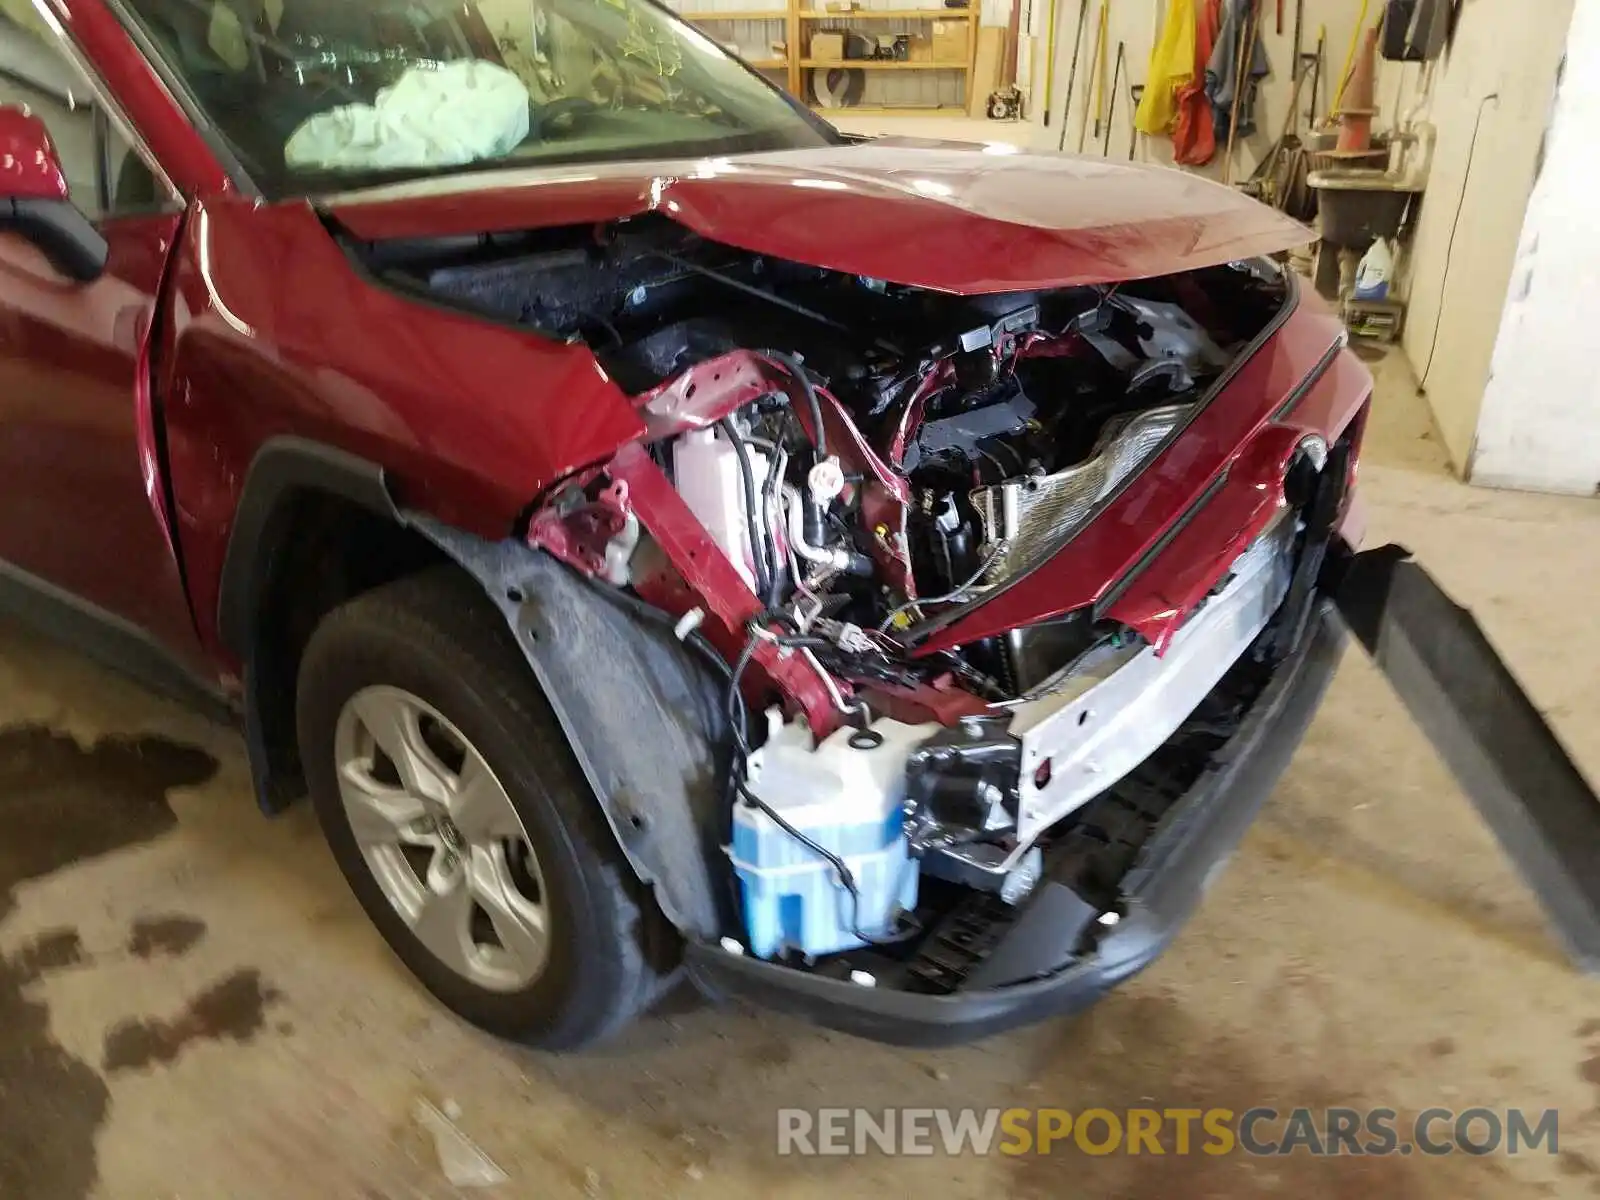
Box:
xmin=1335 ymin=27 xmax=1379 ymax=152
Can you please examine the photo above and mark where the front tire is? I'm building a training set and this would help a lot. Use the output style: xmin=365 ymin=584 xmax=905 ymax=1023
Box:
xmin=296 ymin=567 xmax=674 ymax=1049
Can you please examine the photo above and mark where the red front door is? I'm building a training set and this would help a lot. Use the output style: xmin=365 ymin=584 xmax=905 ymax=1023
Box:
xmin=0 ymin=15 xmax=212 ymax=680
xmin=0 ymin=209 xmax=211 ymax=676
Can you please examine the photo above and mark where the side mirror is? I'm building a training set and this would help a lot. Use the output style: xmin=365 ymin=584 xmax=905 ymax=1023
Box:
xmin=0 ymin=106 xmax=108 ymax=282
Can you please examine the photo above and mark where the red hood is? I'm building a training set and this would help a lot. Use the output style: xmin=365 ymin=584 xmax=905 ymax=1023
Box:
xmin=326 ymin=138 xmax=1311 ymax=294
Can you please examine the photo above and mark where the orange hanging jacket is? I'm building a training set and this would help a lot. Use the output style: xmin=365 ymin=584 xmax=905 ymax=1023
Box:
xmin=1173 ymin=0 xmax=1223 ymax=165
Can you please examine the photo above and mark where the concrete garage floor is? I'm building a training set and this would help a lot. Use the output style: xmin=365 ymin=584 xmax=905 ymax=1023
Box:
xmin=3 ymin=351 xmax=1600 ymax=1199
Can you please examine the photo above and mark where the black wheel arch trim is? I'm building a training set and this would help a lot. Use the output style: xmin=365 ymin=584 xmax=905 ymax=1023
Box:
xmin=217 ymin=436 xmax=398 ymax=659
xmin=220 ymin=437 xmax=397 ymax=814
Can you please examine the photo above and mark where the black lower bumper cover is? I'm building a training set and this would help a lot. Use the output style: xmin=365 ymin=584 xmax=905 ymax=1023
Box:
xmin=1335 ymin=545 xmax=1600 ymax=971
xmin=685 ymin=602 xmax=1347 ymax=1046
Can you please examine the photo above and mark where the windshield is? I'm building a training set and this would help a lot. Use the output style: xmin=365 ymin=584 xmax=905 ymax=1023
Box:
xmin=119 ymin=0 xmax=834 ymax=198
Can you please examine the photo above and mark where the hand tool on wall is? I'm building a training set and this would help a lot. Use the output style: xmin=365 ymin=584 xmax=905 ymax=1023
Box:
xmin=1223 ymin=0 xmax=1260 ymax=185
xmin=1128 ymin=81 xmax=1143 ymax=158
xmin=1020 ymin=0 xmax=1034 ymax=99
xmin=1298 ymin=49 xmax=1319 ymax=118
xmin=1081 ymin=0 xmax=1107 ymax=150
xmin=1276 ymin=0 xmax=1284 ymax=35
xmin=1102 ymin=41 xmax=1125 ymax=156
xmin=1055 ymin=0 xmax=1089 ymax=148
xmin=1307 ymin=26 xmax=1324 ymax=127
xmin=1095 ymin=0 xmax=1109 ymax=134
xmin=1042 ymin=0 xmax=1061 ymax=124
xmin=1292 ymin=0 xmax=1304 ymax=77
xmin=1078 ymin=0 xmax=1105 ymax=150
xmin=1248 ymin=55 xmax=1310 ymax=207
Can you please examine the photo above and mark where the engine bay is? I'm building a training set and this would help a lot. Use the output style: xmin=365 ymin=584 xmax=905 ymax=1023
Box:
xmin=362 ymin=217 xmax=1297 ymax=965
xmin=389 ymin=217 xmax=1288 ymax=686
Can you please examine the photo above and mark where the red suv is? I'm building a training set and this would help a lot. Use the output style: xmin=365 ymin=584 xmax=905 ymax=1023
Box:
xmin=0 ymin=0 xmax=1586 ymax=1049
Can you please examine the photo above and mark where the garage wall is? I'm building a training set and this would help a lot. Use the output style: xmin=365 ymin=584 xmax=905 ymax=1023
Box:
xmin=1029 ymin=0 xmax=1371 ymax=179
xmin=1376 ymin=0 xmax=1574 ymax=474
xmin=1467 ymin=0 xmax=1600 ymax=494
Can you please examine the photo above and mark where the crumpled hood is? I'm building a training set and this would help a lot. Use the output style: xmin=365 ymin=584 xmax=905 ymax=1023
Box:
xmin=326 ymin=137 xmax=1312 ymax=293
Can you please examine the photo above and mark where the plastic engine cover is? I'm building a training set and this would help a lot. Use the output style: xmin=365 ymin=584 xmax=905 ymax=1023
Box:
xmin=732 ymin=713 xmax=935 ymax=959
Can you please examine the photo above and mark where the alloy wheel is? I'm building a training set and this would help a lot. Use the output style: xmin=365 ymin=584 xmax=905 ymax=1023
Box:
xmin=333 ymin=685 xmax=549 ymax=992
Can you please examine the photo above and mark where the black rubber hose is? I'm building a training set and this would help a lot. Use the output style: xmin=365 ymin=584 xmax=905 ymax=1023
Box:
xmin=718 ymin=417 xmax=772 ymax=599
xmin=726 ymin=628 xmax=760 ymax=759
xmin=760 ymin=446 xmax=786 ymax=609
xmin=767 ymin=351 xmax=827 ymax=459
xmin=803 ymin=498 xmax=828 ymax=552
xmin=842 ymin=551 xmax=874 ymax=578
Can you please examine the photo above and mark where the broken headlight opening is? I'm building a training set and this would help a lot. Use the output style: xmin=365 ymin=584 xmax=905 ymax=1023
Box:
xmin=390 ymin=220 xmax=1298 ymax=963
xmin=972 ymin=401 xmax=1196 ymax=586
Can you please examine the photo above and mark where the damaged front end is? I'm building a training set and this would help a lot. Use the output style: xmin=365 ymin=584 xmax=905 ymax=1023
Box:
xmin=363 ymin=211 xmax=1474 ymax=1039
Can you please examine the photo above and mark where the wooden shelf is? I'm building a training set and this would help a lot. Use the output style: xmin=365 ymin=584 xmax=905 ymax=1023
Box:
xmin=679 ymin=8 xmax=787 ymax=19
xmin=799 ymin=7 xmax=973 ymax=16
xmin=801 ymin=57 xmax=965 ymax=68
xmin=671 ymin=1 xmax=975 ymax=117
xmin=810 ymin=103 xmax=970 ymax=113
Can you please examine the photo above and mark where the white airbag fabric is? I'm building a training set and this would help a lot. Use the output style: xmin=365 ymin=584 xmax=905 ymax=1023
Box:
xmin=285 ymin=61 xmax=530 ymax=171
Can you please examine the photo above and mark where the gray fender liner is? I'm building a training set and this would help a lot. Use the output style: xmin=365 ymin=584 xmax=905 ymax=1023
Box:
xmin=406 ymin=515 xmax=732 ymax=941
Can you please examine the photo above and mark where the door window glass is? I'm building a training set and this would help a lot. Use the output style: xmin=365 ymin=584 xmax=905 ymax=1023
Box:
xmin=114 ymin=0 xmax=831 ymax=199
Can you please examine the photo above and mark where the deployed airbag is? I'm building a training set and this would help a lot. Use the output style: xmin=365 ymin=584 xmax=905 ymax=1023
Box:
xmin=285 ymin=61 xmax=530 ymax=172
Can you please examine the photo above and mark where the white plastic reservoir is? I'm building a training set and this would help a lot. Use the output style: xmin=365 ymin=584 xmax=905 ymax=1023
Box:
xmin=672 ymin=427 xmax=771 ymax=593
xmin=731 ymin=713 xmax=934 ymax=960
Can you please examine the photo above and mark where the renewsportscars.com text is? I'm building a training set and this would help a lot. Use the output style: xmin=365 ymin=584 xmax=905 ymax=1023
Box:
xmin=776 ymin=1106 xmax=1559 ymax=1158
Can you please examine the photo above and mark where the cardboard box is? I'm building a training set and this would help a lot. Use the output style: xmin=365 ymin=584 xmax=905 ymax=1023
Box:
xmin=930 ymin=20 xmax=967 ymax=64
xmin=905 ymin=33 xmax=932 ymax=62
xmin=810 ymin=30 xmax=847 ymax=61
